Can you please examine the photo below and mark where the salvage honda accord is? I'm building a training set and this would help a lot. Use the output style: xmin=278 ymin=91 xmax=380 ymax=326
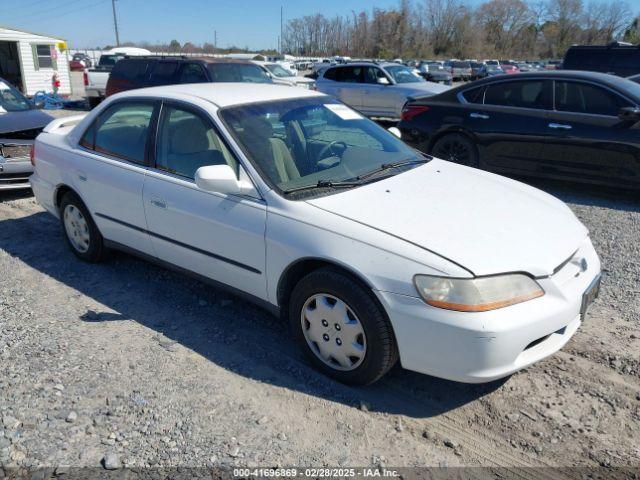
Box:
xmin=30 ymin=84 xmax=601 ymax=385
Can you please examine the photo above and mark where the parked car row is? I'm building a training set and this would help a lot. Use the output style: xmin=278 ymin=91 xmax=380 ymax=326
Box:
xmin=399 ymin=70 xmax=640 ymax=191
xmin=28 ymin=82 xmax=602 ymax=386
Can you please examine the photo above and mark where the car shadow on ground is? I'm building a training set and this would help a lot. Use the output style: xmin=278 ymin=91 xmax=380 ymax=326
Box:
xmin=0 ymin=207 xmax=508 ymax=419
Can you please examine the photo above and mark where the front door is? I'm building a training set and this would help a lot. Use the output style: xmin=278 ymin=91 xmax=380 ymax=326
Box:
xmin=542 ymin=80 xmax=640 ymax=188
xmin=142 ymin=102 xmax=267 ymax=300
xmin=465 ymin=79 xmax=552 ymax=174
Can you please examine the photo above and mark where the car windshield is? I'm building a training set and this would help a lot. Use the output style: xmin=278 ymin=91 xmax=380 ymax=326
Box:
xmin=0 ymin=80 xmax=31 ymax=112
xmin=207 ymin=63 xmax=272 ymax=83
xmin=220 ymin=97 xmax=426 ymax=196
xmin=452 ymin=61 xmax=470 ymax=68
xmin=265 ymin=63 xmax=294 ymax=78
xmin=384 ymin=65 xmax=424 ymax=84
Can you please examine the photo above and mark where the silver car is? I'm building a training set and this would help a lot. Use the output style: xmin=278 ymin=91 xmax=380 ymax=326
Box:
xmin=316 ymin=62 xmax=449 ymax=118
xmin=0 ymin=79 xmax=52 ymax=191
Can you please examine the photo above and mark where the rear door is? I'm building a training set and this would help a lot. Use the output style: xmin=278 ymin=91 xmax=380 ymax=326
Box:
xmin=462 ymin=79 xmax=553 ymax=174
xmin=75 ymin=100 xmax=157 ymax=256
xmin=542 ymin=79 xmax=640 ymax=188
xmin=320 ymin=66 xmax=363 ymax=110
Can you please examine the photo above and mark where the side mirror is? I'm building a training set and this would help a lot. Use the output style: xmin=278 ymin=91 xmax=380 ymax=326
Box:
xmin=377 ymin=77 xmax=390 ymax=86
xmin=618 ymin=106 xmax=640 ymax=123
xmin=194 ymin=164 xmax=255 ymax=196
xmin=388 ymin=127 xmax=401 ymax=139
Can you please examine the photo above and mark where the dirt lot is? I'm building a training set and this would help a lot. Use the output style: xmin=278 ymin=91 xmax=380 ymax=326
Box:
xmin=0 ymin=178 xmax=638 ymax=477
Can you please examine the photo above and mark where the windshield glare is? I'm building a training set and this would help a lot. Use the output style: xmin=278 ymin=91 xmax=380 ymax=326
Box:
xmin=0 ymin=81 xmax=31 ymax=112
xmin=384 ymin=65 xmax=424 ymax=84
xmin=266 ymin=63 xmax=294 ymax=78
xmin=221 ymin=98 xmax=424 ymax=195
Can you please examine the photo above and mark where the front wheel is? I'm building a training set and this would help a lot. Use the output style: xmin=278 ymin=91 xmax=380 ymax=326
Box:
xmin=431 ymin=133 xmax=479 ymax=168
xmin=289 ymin=268 xmax=398 ymax=385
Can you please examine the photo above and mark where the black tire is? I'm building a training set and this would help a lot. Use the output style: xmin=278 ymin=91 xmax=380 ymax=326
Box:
xmin=431 ymin=133 xmax=479 ymax=168
xmin=289 ymin=267 xmax=398 ymax=385
xmin=59 ymin=191 xmax=105 ymax=262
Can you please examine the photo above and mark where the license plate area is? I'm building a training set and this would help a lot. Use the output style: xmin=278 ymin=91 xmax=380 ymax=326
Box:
xmin=580 ymin=274 xmax=601 ymax=320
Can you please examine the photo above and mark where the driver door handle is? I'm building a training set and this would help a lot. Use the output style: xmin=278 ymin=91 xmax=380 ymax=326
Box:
xmin=149 ymin=197 xmax=167 ymax=209
xmin=549 ymin=123 xmax=572 ymax=130
xmin=469 ymin=112 xmax=489 ymax=119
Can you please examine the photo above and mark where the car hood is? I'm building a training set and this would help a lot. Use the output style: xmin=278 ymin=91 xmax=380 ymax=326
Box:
xmin=306 ymin=160 xmax=587 ymax=277
xmin=0 ymin=109 xmax=53 ymax=138
xmin=402 ymin=82 xmax=451 ymax=96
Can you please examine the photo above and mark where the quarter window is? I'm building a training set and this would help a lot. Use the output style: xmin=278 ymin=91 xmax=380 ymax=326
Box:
xmin=155 ymin=105 xmax=237 ymax=179
xmin=462 ymin=86 xmax=484 ymax=103
xmin=84 ymin=102 xmax=154 ymax=164
xmin=484 ymin=80 xmax=551 ymax=109
xmin=554 ymin=81 xmax=629 ymax=116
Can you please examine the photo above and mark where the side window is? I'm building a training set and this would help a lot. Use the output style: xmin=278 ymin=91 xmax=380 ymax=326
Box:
xmin=179 ymin=63 xmax=208 ymax=83
xmin=149 ymin=61 xmax=179 ymax=86
xmin=461 ymin=86 xmax=484 ymax=103
xmin=112 ymin=59 xmax=150 ymax=83
xmin=323 ymin=67 xmax=338 ymax=81
xmin=90 ymin=102 xmax=154 ymax=164
xmin=555 ymin=81 xmax=629 ymax=116
xmin=155 ymin=105 xmax=238 ymax=180
xmin=363 ymin=67 xmax=386 ymax=84
xmin=335 ymin=66 xmax=362 ymax=83
xmin=484 ymin=81 xmax=551 ymax=109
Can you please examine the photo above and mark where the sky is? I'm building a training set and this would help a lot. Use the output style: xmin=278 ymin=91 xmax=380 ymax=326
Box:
xmin=3 ymin=0 xmax=406 ymax=50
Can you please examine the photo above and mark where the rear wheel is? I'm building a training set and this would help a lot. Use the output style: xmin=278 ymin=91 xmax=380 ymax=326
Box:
xmin=431 ymin=133 xmax=479 ymax=168
xmin=60 ymin=192 xmax=105 ymax=262
xmin=289 ymin=268 xmax=398 ymax=385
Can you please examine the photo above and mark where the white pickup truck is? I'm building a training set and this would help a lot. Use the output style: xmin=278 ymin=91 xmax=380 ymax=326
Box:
xmin=85 ymin=54 xmax=124 ymax=108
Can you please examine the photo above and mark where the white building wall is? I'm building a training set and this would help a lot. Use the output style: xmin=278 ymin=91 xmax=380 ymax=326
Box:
xmin=0 ymin=27 xmax=71 ymax=96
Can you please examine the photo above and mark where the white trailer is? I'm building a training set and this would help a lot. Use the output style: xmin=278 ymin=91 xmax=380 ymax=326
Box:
xmin=0 ymin=26 xmax=71 ymax=96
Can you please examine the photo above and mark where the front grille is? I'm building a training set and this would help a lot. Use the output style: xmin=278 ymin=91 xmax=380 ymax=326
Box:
xmin=524 ymin=326 xmax=566 ymax=351
xmin=0 ymin=145 xmax=30 ymax=160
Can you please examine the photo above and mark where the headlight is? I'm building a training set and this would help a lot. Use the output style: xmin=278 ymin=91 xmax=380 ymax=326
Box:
xmin=413 ymin=274 xmax=544 ymax=312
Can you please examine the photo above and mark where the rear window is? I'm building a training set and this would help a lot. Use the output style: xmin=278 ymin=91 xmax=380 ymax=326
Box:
xmin=206 ymin=63 xmax=271 ymax=83
xmin=452 ymin=61 xmax=470 ymax=68
xmin=111 ymin=59 xmax=151 ymax=82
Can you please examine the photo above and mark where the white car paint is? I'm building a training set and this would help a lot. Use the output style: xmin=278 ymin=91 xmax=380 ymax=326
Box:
xmin=252 ymin=61 xmax=315 ymax=89
xmin=30 ymin=83 xmax=601 ymax=383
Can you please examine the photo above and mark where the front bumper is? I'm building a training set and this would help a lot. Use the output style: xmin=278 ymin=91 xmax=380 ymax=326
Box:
xmin=85 ymin=87 xmax=105 ymax=98
xmin=376 ymin=237 xmax=600 ymax=383
xmin=0 ymin=153 xmax=33 ymax=191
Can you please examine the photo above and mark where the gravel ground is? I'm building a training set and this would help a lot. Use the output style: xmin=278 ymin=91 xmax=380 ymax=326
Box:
xmin=0 ymin=174 xmax=639 ymax=477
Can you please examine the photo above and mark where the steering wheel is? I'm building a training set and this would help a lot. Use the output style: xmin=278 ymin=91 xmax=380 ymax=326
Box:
xmin=317 ymin=140 xmax=348 ymax=161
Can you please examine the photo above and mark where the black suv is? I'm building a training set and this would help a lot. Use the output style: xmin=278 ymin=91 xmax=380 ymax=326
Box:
xmin=563 ymin=42 xmax=640 ymax=77
xmin=105 ymin=57 xmax=272 ymax=97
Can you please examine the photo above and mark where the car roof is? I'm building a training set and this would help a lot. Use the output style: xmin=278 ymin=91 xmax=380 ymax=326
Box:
xmin=114 ymin=83 xmax=326 ymax=108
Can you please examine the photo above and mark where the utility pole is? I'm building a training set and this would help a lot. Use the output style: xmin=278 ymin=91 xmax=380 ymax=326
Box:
xmin=214 ymin=30 xmax=217 ymax=55
xmin=111 ymin=0 xmax=120 ymax=46
xmin=280 ymin=5 xmax=283 ymax=54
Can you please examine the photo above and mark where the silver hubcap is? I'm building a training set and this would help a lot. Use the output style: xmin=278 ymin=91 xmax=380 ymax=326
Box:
xmin=300 ymin=293 xmax=366 ymax=371
xmin=63 ymin=205 xmax=90 ymax=253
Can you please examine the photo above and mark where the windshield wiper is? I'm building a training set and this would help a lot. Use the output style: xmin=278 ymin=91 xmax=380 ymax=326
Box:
xmin=356 ymin=157 xmax=431 ymax=181
xmin=282 ymin=179 xmax=362 ymax=195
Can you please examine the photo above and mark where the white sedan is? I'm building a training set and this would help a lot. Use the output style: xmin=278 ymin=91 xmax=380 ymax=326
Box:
xmin=30 ymin=84 xmax=601 ymax=385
